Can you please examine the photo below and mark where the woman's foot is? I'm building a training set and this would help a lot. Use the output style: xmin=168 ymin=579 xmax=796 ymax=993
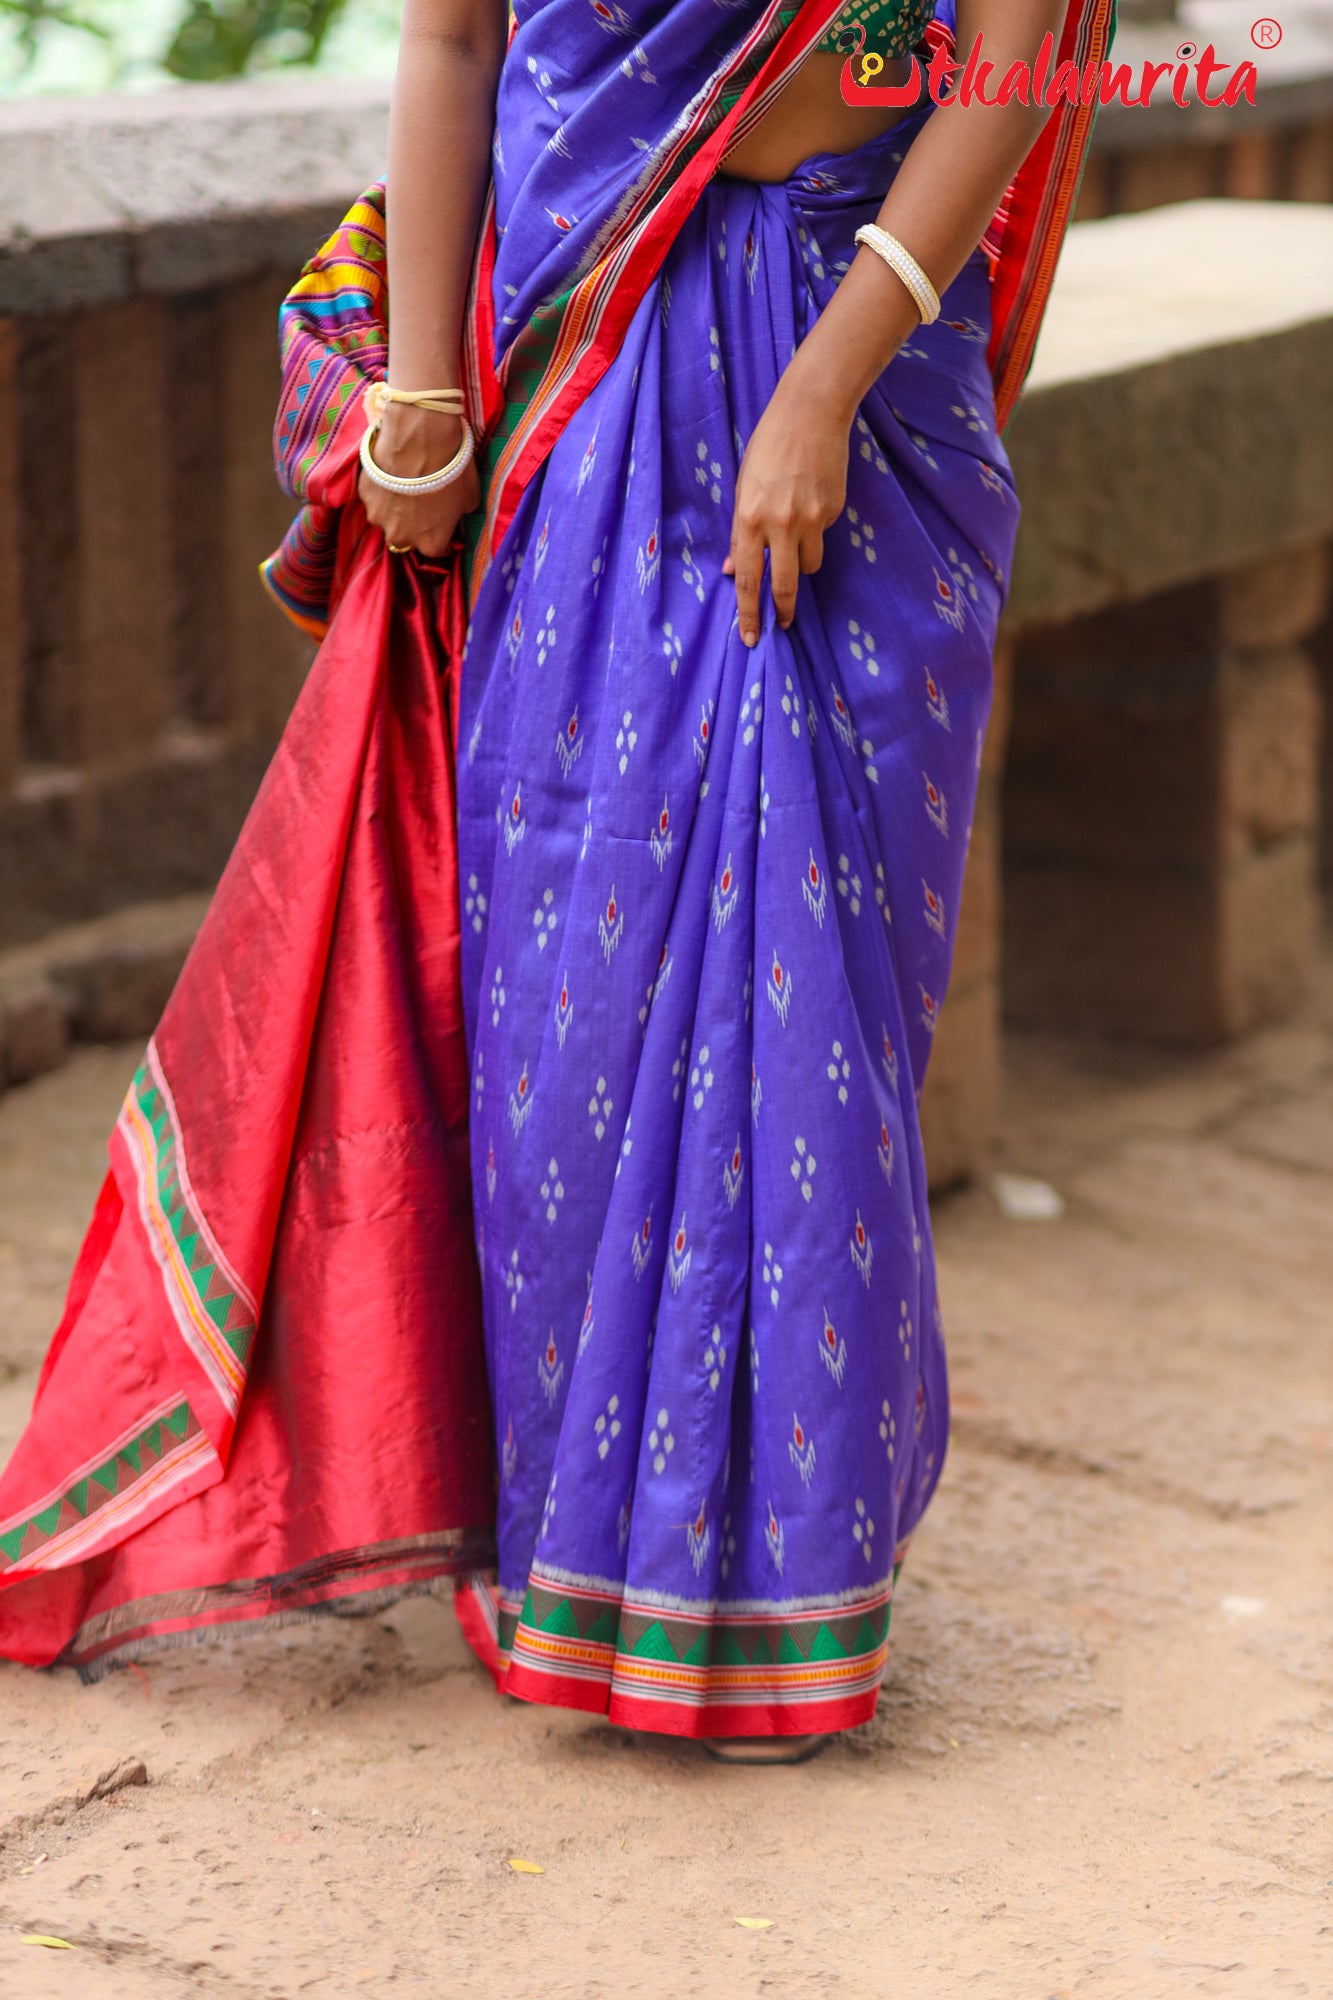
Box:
xmin=702 ymin=1733 xmax=831 ymax=1766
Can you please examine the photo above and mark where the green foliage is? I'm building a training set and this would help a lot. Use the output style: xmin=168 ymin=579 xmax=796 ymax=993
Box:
xmin=0 ymin=1 xmax=109 ymax=73
xmin=0 ymin=0 xmax=352 ymax=82
xmin=163 ymin=0 xmax=347 ymax=80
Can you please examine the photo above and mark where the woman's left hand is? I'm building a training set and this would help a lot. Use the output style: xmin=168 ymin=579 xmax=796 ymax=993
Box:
xmin=724 ymin=363 xmax=852 ymax=646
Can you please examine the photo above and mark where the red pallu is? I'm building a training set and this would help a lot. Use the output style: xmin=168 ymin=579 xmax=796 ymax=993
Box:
xmin=0 ymin=505 xmax=494 ymax=1675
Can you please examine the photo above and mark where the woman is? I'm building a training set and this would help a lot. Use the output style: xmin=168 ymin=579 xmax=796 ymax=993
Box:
xmin=0 ymin=0 xmax=1113 ymax=1749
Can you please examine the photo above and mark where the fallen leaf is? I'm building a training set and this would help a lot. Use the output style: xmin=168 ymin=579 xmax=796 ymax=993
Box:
xmin=23 ymin=1935 xmax=76 ymax=1951
xmin=735 ymin=1917 xmax=773 ymax=1931
xmin=507 ymin=1858 xmax=544 ymax=1875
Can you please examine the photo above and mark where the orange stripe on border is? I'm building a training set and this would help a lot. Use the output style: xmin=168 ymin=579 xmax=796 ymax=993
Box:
xmin=119 ymin=1091 xmax=247 ymax=1408
xmin=24 ymin=1435 xmax=214 ymax=1572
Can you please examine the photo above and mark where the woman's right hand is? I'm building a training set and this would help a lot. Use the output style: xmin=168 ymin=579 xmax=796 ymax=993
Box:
xmin=358 ymin=405 xmax=481 ymax=558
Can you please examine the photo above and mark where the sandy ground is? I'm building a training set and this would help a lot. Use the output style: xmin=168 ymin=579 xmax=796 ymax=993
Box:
xmin=0 ymin=955 xmax=1329 ymax=1999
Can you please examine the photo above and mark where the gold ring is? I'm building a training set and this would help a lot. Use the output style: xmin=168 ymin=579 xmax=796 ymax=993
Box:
xmin=388 ymin=543 xmax=414 ymax=555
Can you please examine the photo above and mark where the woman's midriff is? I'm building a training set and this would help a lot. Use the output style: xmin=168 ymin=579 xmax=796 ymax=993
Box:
xmin=717 ymin=49 xmax=916 ymax=183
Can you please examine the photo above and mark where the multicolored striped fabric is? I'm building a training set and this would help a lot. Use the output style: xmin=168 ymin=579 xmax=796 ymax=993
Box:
xmin=259 ymin=189 xmax=393 ymax=637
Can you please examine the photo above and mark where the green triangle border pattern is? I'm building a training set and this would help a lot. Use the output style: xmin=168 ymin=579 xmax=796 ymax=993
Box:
xmin=0 ymin=1400 xmax=204 ymax=1575
xmin=497 ymin=1561 xmax=905 ymax=1719
xmin=120 ymin=1051 xmax=259 ymax=1408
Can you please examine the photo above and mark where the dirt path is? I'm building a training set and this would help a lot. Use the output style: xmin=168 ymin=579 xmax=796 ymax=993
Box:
xmin=1 ymin=955 xmax=1329 ymax=1999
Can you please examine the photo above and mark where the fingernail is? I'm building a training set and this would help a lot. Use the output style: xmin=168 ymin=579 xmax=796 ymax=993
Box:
xmin=743 ymin=628 xmax=757 ymax=647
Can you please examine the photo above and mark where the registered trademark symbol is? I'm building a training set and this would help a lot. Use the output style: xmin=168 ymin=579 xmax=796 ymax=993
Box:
xmin=1251 ymin=17 xmax=1282 ymax=47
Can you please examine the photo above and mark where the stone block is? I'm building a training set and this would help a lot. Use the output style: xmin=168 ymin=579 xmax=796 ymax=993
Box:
xmin=1314 ymin=605 xmax=1333 ymax=888
xmin=1223 ymin=129 xmax=1277 ymax=202
xmin=0 ymin=896 xmax=205 ymax=1078
xmin=1287 ymin=117 xmax=1333 ymax=204
xmin=1115 ymin=143 xmax=1221 ymax=215
xmin=166 ymin=290 xmax=228 ymax=726
xmin=1004 ymin=856 xmax=1219 ymax=1042
xmin=0 ymin=898 xmax=208 ymax=1099
xmin=221 ymin=274 xmax=315 ymax=737
xmin=984 ymin=632 xmax=1016 ymax=778
xmin=1218 ymin=645 xmax=1321 ymax=859
xmin=1005 ymin=587 xmax=1221 ymax=874
xmin=0 ymin=733 xmax=273 ymax=951
xmin=949 ymin=776 xmax=1001 ymax=993
xmin=1003 ymin=575 xmax=1325 ymax=1046
xmin=0 ymin=977 xmax=69 ymax=1085
xmin=0 ymin=79 xmax=391 ymax=313
xmin=0 ymin=321 xmax=19 ymax=788
xmin=1009 ymin=203 xmax=1333 ymax=633
xmin=1216 ymin=839 xmax=1320 ymax=1039
xmin=1004 ymin=840 xmax=1320 ymax=1044
xmin=921 ymin=975 xmax=1000 ymax=1193
xmin=54 ymin=936 xmax=191 ymax=1043
xmin=70 ymin=297 xmax=174 ymax=763
xmin=14 ymin=316 xmax=78 ymax=765
xmin=1072 ymin=153 xmax=1109 ymax=223
xmin=1218 ymin=546 xmax=1329 ymax=652
xmin=920 ymin=667 xmax=1007 ymax=1191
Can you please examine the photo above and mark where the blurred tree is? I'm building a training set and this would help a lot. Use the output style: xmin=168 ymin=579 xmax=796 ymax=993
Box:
xmin=0 ymin=0 xmax=110 ymax=73
xmin=1 ymin=0 xmax=353 ymax=82
xmin=163 ymin=0 xmax=347 ymax=80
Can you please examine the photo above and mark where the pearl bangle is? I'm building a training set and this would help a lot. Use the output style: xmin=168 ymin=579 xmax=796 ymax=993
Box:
xmin=359 ymin=414 xmax=475 ymax=497
xmin=853 ymin=223 xmax=941 ymax=326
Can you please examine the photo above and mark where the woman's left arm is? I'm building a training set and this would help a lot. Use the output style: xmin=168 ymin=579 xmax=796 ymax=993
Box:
xmin=727 ymin=0 xmax=1066 ymax=644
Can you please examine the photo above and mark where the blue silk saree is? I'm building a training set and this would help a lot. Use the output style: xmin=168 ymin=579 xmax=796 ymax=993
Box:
xmin=258 ymin=0 xmax=1111 ymax=1735
xmin=454 ymin=117 xmax=1008 ymax=1732
xmin=434 ymin=0 xmax=1112 ymax=1735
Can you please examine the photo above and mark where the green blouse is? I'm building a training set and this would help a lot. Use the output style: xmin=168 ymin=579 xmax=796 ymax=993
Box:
xmin=815 ymin=0 xmax=936 ymax=60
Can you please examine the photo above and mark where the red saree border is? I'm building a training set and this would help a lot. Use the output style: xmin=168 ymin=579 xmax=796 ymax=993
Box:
xmin=455 ymin=1539 xmax=910 ymax=1738
xmin=0 ymin=1041 xmax=257 ymax=1590
xmin=63 ymin=1526 xmax=496 ymax=1682
xmin=989 ymin=0 xmax=1117 ymax=429
xmin=119 ymin=1040 xmax=259 ymax=1424
xmin=0 ymin=1398 xmax=211 ymax=1577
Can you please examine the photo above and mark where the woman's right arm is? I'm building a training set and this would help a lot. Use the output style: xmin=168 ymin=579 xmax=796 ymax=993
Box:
xmin=358 ymin=0 xmax=509 ymax=557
